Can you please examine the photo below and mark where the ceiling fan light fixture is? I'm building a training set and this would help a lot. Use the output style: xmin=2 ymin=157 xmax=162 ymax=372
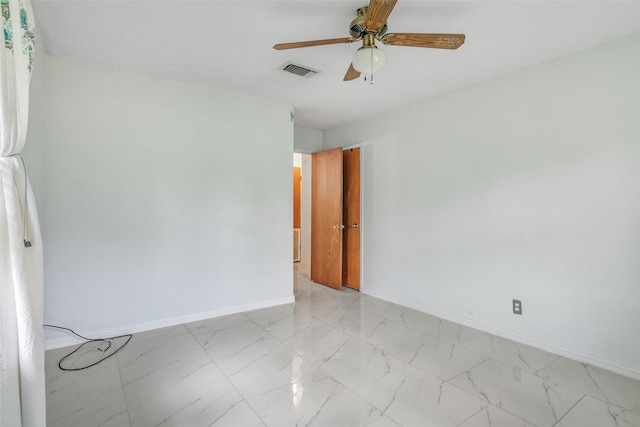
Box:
xmin=272 ymin=1 xmax=466 ymax=82
xmin=351 ymin=46 xmax=386 ymax=75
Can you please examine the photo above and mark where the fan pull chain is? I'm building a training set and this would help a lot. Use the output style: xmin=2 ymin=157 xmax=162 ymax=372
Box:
xmin=369 ymin=50 xmax=375 ymax=84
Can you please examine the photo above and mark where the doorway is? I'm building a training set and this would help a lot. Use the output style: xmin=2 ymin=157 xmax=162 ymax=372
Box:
xmin=293 ymin=164 xmax=301 ymax=262
xmin=294 ymin=153 xmax=313 ymax=277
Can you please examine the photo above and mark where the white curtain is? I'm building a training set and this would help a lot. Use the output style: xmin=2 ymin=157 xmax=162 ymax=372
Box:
xmin=0 ymin=0 xmax=45 ymax=426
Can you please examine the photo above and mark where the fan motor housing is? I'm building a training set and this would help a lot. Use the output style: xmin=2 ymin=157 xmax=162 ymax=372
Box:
xmin=349 ymin=7 xmax=387 ymax=39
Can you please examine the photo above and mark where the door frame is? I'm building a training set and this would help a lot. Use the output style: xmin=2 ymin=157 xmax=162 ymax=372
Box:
xmin=294 ymin=142 xmax=370 ymax=293
xmin=296 ymin=153 xmax=313 ymax=278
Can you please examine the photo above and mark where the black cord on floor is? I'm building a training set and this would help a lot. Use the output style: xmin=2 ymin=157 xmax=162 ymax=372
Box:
xmin=44 ymin=324 xmax=132 ymax=371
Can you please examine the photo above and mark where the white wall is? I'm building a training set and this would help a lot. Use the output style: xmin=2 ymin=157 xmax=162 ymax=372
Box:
xmin=294 ymin=126 xmax=323 ymax=154
xmin=324 ymin=34 xmax=640 ymax=378
xmin=299 ymin=154 xmax=312 ymax=276
xmin=25 ymin=55 xmax=294 ymax=347
xmin=293 ymin=127 xmax=321 ymax=277
xmin=293 ymin=153 xmax=302 ymax=168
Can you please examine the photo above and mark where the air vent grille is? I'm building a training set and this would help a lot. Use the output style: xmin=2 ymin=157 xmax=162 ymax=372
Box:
xmin=280 ymin=62 xmax=319 ymax=78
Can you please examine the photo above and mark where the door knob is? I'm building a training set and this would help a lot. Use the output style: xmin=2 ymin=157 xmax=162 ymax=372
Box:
xmin=333 ymin=224 xmax=345 ymax=230
xmin=351 ymin=224 xmax=359 ymax=229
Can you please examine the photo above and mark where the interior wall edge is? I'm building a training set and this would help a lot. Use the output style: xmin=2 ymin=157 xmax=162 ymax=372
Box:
xmin=363 ymin=288 xmax=640 ymax=382
xmin=44 ymin=295 xmax=295 ymax=351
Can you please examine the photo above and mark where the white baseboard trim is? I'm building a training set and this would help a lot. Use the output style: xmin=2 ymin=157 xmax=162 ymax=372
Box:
xmin=362 ymin=289 xmax=640 ymax=381
xmin=45 ymin=295 xmax=295 ymax=350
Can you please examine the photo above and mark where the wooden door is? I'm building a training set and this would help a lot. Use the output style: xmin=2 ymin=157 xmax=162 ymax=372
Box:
xmin=293 ymin=167 xmax=301 ymax=229
xmin=343 ymin=148 xmax=360 ymax=290
xmin=293 ymin=167 xmax=301 ymax=262
xmin=311 ymin=147 xmax=343 ymax=289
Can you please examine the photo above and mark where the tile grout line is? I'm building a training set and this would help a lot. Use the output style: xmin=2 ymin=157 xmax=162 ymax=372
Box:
xmin=181 ymin=318 xmax=268 ymax=426
xmin=114 ymin=343 xmax=134 ymax=427
xmin=552 ymin=394 xmax=586 ymax=427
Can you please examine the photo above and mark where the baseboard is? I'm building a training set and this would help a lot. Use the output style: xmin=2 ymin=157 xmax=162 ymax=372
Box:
xmin=45 ymin=295 xmax=295 ymax=350
xmin=362 ymin=289 xmax=640 ymax=381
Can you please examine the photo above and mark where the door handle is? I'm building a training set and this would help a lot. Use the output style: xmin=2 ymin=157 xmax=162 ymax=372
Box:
xmin=333 ymin=224 xmax=345 ymax=230
xmin=350 ymin=224 xmax=359 ymax=229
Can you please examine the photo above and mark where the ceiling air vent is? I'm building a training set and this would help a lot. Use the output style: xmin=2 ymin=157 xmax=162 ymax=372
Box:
xmin=280 ymin=62 xmax=319 ymax=78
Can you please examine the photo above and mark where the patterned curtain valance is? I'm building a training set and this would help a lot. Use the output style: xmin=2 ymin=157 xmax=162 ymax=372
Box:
xmin=2 ymin=0 xmax=34 ymax=69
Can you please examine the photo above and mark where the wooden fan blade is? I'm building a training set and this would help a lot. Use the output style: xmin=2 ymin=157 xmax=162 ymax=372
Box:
xmin=273 ymin=37 xmax=356 ymax=50
xmin=343 ymin=63 xmax=361 ymax=81
xmin=365 ymin=0 xmax=398 ymax=32
xmin=381 ymin=33 xmax=465 ymax=49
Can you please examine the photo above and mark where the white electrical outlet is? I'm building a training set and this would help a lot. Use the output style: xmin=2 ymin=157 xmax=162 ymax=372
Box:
xmin=513 ymin=299 xmax=522 ymax=315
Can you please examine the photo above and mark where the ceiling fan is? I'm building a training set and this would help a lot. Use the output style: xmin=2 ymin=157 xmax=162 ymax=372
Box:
xmin=273 ymin=0 xmax=465 ymax=82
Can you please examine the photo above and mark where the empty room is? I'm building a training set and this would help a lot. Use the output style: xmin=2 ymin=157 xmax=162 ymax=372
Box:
xmin=2 ymin=1 xmax=640 ymax=426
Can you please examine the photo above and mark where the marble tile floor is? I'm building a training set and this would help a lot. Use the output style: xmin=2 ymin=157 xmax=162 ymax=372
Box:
xmin=46 ymin=269 xmax=640 ymax=427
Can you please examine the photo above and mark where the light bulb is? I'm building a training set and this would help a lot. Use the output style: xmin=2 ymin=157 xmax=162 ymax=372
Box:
xmin=351 ymin=46 xmax=386 ymax=75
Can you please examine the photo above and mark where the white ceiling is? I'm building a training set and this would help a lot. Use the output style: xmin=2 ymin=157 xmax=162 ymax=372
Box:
xmin=32 ymin=1 xmax=640 ymax=130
